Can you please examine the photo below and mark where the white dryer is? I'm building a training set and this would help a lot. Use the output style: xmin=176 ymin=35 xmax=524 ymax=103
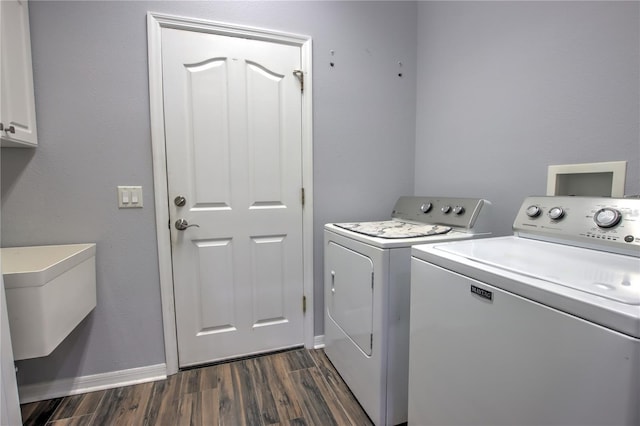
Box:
xmin=409 ymin=196 xmax=640 ymax=426
xmin=324 ymin=196 xmax=492 ymax=425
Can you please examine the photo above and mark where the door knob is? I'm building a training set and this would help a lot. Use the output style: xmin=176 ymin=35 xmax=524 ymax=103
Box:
xmin=175 ymin=219 xmax=200 ymax=231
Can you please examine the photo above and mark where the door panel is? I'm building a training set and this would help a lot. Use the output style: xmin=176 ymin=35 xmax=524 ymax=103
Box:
xmin=162 ymin=27 xmax=304 ymax=366
xmin=194 ymin=239 xmax=235 ymax=335
xmin=246 ymin=62 xmax=287 ymax=207
xmin=187 ymin=59 xmax=231 ymax=208
xmin=251 ymin=235 xmax=288 ymax=325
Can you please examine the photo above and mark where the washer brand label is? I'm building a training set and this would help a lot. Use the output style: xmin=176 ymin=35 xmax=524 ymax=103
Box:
xmin=471 ymin=285 xmax=493 ymax=301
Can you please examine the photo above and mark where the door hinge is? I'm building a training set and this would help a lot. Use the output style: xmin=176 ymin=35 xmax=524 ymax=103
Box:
xmin=301 ymin=187 xmax=305 ymax=207
xmin=302 ymin=295 xmax=307 ymax=314
xmin=293 ymin=70 xmax=304 ymax=93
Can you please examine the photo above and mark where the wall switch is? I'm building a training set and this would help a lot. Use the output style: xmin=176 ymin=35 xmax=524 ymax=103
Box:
xmin=118 ymin=186 xmax=143 ymax=208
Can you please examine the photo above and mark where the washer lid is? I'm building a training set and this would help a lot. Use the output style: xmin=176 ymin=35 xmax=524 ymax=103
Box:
xmin=434 ymin=237 xmax=640 ymax=305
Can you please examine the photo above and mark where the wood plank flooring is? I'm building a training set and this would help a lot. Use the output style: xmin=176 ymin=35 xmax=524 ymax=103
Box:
xmin=20 ymin=348 xmax=373 ymax=426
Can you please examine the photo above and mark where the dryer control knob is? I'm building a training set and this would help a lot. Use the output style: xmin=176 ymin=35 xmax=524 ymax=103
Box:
xmin=453 ymin=206 xmax=465 ymax=215
xmin=594 ymin=208 xmax=622 ymax=228
xmin=526 ymin=205 xmax=541 ymax=218
xmin=441 ymin=205 xmax=452 ymax=214
xmin=421 ymin=202 xmax=433 ymax=213
xmin=548 ymin=207 xmax=565 ymax=220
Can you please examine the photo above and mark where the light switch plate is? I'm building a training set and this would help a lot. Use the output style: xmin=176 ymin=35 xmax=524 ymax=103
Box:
xmin=118 ymin=186 xmax=143 ymax=208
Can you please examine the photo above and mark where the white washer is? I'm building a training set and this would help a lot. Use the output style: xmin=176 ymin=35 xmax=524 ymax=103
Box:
xmin=324 ymin=196 xmax=492 ymax=425
xmin=409 ymin=196 xmax=640 ymax=426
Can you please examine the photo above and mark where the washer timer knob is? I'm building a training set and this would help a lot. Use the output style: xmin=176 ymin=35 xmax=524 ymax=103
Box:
xmin=526 ymin=205 xmax=541 ymax=218
xmin=441 ymin=205 xmax=452 ymax=214
xmin=594 ymin=208 xmax=622 ymax=228
xmin=453 ymin=206 xmax=465 ymax=215
xmin=421 ymin=202 xmax=433 ymax=213
xmin=548 ymin=207 xmax=565 ymax=221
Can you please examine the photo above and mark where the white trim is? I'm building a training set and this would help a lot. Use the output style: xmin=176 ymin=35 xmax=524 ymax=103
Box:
xmin=313 ymin=335 xmax=325 ymax=349
xmin=18 ymin=363 xmax=166 ymax=404
xmin=300 ymin=29 xmax=315 ymax=352
xmin=147 ymin=13 xmax=179 ymax=375
xmin=2 ymin=282 xmax=22 ymax=425
xmin=546 ymin=161 xmax=627 ymax=197
xmin=146 ymin=13 xmax=314 ymax=375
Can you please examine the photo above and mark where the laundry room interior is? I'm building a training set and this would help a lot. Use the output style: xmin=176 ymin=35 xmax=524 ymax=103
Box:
xmin=1 ymin=0 xmax=639 ymax=425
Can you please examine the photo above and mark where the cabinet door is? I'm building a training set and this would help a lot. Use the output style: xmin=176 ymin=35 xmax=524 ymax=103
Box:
xmin=1 ymin=0 xmax=38 ymax=148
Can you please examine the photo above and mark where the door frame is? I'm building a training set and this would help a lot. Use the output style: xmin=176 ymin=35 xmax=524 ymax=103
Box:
xmin=147 ymin=12 xmax=314 ymax=375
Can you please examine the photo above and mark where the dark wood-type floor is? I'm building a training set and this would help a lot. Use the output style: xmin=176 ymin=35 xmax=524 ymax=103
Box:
xmin=20 ymin=348 xmax=373 ymax=426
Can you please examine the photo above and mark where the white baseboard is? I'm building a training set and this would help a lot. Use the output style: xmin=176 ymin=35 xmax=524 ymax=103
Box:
xmin=19 ymin=339 xmax=326 ymax=404
xmin=313 ymin=334 xmax=325 ymax=349
xmin=18 ymin=363 xmax=167 ymax=404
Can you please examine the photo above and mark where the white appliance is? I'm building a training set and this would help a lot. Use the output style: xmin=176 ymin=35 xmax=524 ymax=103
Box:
xmin=409 ymin=196 xmax=640 ymax=426
xmin=324 ymin=196 xmax=492 ymax=425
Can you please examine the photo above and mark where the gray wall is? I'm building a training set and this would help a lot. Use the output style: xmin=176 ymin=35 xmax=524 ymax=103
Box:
xmin=415 ymin=1 xmax=640 ymax=236
xmin=1 ymin=1 xmax=418 ymax=385
xmin=4 ymin=0 xmax=638 ymax=389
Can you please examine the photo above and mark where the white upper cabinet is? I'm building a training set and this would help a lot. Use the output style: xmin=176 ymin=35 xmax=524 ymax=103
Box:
xmin=1 ymin=0 xmax=38 ymax=148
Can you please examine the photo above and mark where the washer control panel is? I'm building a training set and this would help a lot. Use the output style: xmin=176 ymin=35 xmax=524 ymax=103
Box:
xmin=514 ymin=196 xmax=640 ymax=256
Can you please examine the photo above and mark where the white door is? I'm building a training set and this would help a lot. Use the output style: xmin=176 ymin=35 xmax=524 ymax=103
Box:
xmin=161 ymin=28 xmax=304 ymax=367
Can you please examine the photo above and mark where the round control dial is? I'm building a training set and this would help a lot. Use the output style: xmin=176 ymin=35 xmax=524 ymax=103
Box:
xmin=526 ymin=205 xmax=541 ymax=218
xmin=594 ymin=208 xmax=622 ymax=228
xmin=453 ymin=206 xmax=465 ymax=215
xmin=421 ymin=202 xmax=433 ymax=213
xmin=441 ymin=205 xmax=452 ymax=214
xmin=548 ymin=207 xmax=565 ymax=221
